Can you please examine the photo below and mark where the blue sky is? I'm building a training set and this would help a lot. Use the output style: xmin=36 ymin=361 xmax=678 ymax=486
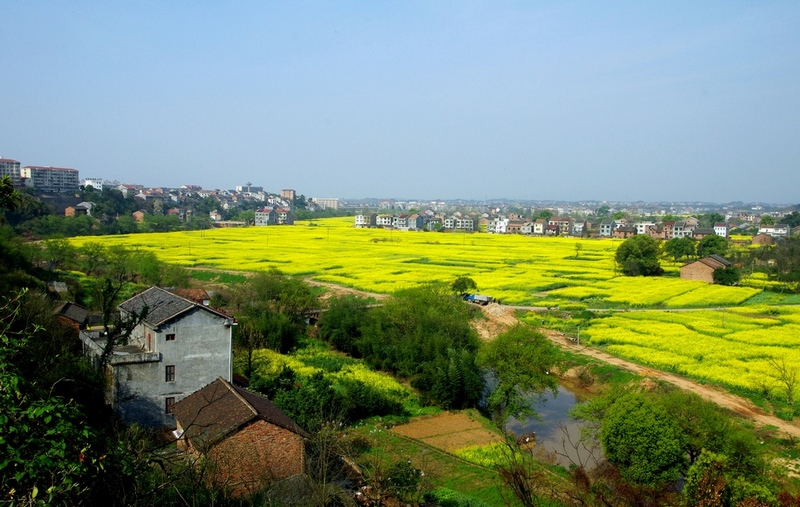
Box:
xmin=2 ymin=1 xmax=799 ymax=203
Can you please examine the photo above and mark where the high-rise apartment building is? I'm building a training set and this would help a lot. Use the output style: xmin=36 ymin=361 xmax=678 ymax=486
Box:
xmin=0 ymin=158 xmax=21 ymax=187
xmin=21 ymin=166 xmax=79 ymax=193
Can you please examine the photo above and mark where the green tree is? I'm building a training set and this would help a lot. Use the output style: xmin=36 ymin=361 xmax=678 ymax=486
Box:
xmin=317 ymin=295 xmax=368 ymax=356
xmin=760 ymin=215 xmax=776 ymax=226
xmin=664 ymin=237 xmax=696 ymax=261
xmin=479 ymin=325 xmax=559 ymax=428
xmin=713 ymin=266 xmax=741 ymax=286
xmin=784 ymin=211 xmax=800 ymax=228
xmin=697 ymin=235 xmax=729 ymax=257
xmin=600 ymin=392 xmax=686 ymax=486
xmin=656 ymin=389 xmax=730 ymax=465
xmin=356 ymin=283 xmax=483 ymax=408
xmin=615 ymin=235 xmax=663 ymax=276
xmin=0 ymin=175 xmax=21 ymax=223
xmin=231 ymin=269 xmax=316 ymax=354
xmin=451 ymin=276 xmax=477 ymax=294
xmin=766 ymin=355 xmax=799 ymax=407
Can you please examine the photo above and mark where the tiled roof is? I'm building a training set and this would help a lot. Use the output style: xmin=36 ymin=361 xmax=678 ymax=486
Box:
xmin=55 ymin=302 xmax=88 ymax=324
xmin=119 ymin=286 xmax=230 ymax=327
xmin=173 ymin=377 xmax=307 ymax=450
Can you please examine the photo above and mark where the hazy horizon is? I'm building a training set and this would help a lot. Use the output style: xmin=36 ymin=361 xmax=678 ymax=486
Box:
xmin=2 ymin=2 xmax=799 ymax=203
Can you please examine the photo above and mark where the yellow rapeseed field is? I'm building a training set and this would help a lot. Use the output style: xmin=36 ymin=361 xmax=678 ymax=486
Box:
xmin=70 ymin=218 xmax=795 ymax=396
xmin=69 ymin=217 xmax=758 ymax=307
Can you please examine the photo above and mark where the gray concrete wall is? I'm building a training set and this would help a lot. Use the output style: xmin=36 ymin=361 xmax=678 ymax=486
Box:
xmin=114 ymin=307 xmax=233 ymax=427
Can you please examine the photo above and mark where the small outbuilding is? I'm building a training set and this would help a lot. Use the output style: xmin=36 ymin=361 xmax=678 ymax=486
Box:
xmin=173 ymin=377 xmax=308 ymax=496
xmin=680 ymin=255 xmax=732 ymax=283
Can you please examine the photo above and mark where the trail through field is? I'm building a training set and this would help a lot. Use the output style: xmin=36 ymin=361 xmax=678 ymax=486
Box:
xmin=303 ymin=278 xmax=389 ymax=300
xmin=478 ymin=303 xmax=800 ymax=439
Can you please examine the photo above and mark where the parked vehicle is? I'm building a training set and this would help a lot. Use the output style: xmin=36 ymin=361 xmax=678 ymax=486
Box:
xmin=462 ymin=293 xmax=493 ymax=305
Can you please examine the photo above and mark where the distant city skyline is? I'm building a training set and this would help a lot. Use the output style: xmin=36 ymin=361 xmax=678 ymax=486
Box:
xmin=2 ymin=2 xmax=799 ymax=203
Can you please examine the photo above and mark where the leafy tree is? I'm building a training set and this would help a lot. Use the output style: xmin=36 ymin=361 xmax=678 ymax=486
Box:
xmin=600 ymin=392 xmax=686 ymax=486
xmin=356 ymin=283 xmax=483 ymax=408
xmin=760 ymin=215 xmax=776 ymax=226
xmin=141 ymin=213 xmax=182 ymax=232
xmin=451 ymin=276 xmax=477 ymax=294
xmin=318 ymin=295 xmax=368 ymax=356
xmin=615 ymin=235 xmax=663 ymax=276
xmin=766 ymin=355 xmax=799 ymax=407
xmin=697 ymin=234 xmax=729 ymax=257
xmin=42 ymin=237 xmax=78 ymax=271
xmin=683 ymin=451 xmax=730 ymax=507
xmin=655 ymin=389 xmax=730 ymax=465
xmin=713 ymin=266 xmax=741 ymax=286
xmin=784 ymin=211 xmax=800 ymax=228
xmin=664 ymin=237 xmax=696 ymax=261
xmin=231 ymin=269 xmax=316 ymax=353
xmin=0 ymin=175 xmax=21 ymax=212
xmin=698 ymin=213 xmax=725 ymax=228
xmin=479 ymin=325 xmax=559 ymax=428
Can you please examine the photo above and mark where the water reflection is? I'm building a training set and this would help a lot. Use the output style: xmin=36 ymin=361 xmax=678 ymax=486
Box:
xmin=506 ymin=383 xmax=601 ymax=468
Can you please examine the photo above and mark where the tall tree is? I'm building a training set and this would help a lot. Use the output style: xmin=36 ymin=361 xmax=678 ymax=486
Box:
xmin=664 ymin=237 xmax=696 ymax=261
xmin=600 ymin=392 xmax=686 ymax=487
xmin=615 ymin=235 xmax=663 ymax=276
xmin=697 ymin=235 xmax=729 ymax=257
xmin=479 ymin=325 xmax=559 ymax=429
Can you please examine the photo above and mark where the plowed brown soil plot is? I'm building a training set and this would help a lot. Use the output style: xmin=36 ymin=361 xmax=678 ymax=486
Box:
xmin=391 ymin=412 xmax=501 ymax=453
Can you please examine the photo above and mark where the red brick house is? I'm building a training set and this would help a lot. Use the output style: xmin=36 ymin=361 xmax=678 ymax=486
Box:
xmin=680 ymin=255 xmax=732 ymax=283
xmin=173 ymin=377 xmax=308 ymax=496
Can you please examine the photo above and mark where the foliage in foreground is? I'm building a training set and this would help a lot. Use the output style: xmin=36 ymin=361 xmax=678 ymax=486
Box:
xmin=318 ymin=285 xmax=485 ymax=410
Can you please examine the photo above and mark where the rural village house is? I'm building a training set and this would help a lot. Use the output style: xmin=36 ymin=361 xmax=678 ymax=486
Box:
xmin=79 ymin=287 xmax=235 ymax=427
xmin=173 ymin=377 xmax=309 ymax=496
xmin=680 ymin=255 xmax=732 ymax=283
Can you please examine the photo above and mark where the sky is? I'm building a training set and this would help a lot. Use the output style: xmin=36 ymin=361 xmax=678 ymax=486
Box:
xmin=2 ymin=2 xmax=799 ymax=204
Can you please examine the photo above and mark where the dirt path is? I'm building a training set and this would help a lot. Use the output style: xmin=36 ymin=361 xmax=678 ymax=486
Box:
xmin=303 ymin=278 xmax=389 ymax=301
xmin=479 ymin=303 xmax=800 ymax=439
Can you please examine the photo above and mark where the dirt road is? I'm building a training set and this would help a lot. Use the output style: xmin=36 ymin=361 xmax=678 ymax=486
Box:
xmin=479 ymin=303 xmax=800 ymax=439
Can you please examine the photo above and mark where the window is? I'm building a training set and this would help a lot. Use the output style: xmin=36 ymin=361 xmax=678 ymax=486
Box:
xmin=165 ymin=397 xmax=175 ymax=414
xmin=165 ymin=365 xmax=176 ymax=382
xmin=166 ymin=333 xmax=176 ymax=341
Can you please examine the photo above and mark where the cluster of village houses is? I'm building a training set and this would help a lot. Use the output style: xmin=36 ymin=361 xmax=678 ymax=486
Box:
xmin=355 ymin=212 xmax=793 ymax=240
xmin=71 ymin=288 xmax=307 ymax=497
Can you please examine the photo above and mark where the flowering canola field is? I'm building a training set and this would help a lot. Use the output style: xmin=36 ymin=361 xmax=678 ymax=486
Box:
xmin=68 ymin=217 xmax=758 ymax=307
xmin=69 ymin=218 xmax=795 ymax=396
xmin=582 ymin=305 xmax=800 ymax=394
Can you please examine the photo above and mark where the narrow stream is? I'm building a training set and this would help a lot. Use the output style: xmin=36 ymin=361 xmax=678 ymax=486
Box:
xmin=506 ymin=383 xmax=601 ymax=468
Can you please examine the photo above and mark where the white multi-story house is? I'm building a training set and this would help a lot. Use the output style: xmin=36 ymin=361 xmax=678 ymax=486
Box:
xmin=672 ymin=221 xmax=692 ymax=239
xmin=354 ymin=214 xmax=377 ymax=228
xmin=82 ymin=178 xmax=105 ymax=191
xmin=80 ymin=287 xmax=235 ymax=427
xmin=599 ymin=220 xmax=613 ymax=237
xmin=634 ymin=221 xmax=655 ymax=235
xmin=376 ymin=215 xmax=393 ymax=228
xmin=487 ymin=218 xmax=509 ymax=234
xmin=713 ymin=223 xmax=729 ymax=237
xmin=533 ymin=219 xmax=547 ymax=235
xmin=758 ymin=224 xmax=790 ymax=237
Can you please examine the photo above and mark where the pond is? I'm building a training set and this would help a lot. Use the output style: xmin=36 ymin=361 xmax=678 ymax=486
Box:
xmin=506 ymin=382 xmax=601 ymax=469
